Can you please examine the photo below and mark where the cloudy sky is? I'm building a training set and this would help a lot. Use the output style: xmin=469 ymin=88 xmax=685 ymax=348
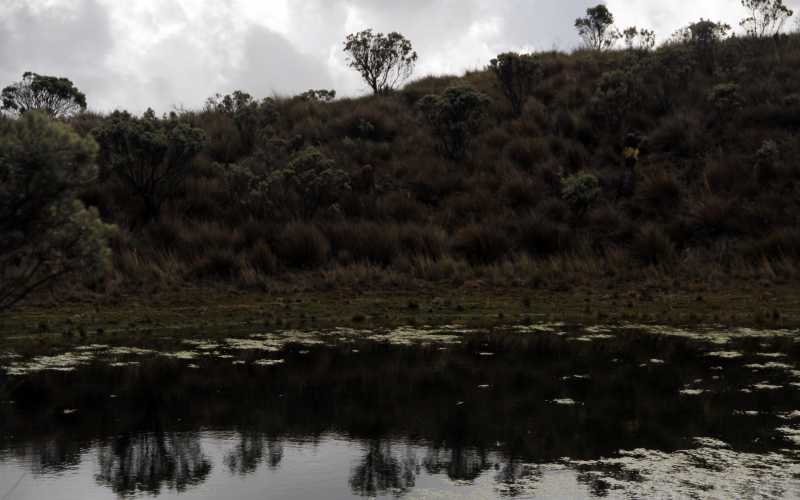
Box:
xmin=1 ymin=0 xmax=797 ymax=113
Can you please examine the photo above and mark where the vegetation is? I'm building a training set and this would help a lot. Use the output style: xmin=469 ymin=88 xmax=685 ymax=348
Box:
xmin=2 ymin=6 xmax=800 ymax=307
xmin=343 ymin=30 xmax=418 ymax=94
xmin=574 ymin=5 xmax=620 ymax=51
xmin=0 ymin=112 xmax=113 ymax=310
xmin=740 ymin=0 xmax=794 ymax=37
xmin=1 ymin=72 xmax=87 ymax=118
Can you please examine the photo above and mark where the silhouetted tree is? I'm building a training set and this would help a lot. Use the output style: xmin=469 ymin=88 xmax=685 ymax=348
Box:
xmin=575 ymin=5 xmax=621 ymax=51
xmin=94 ymin=111 xmax=206 ymax=222
xmin=1 ymin=72 xmax=87 ymax=118
xmin=740 ymin=0 xmax=794 ymax=37
xmin=489 ymin=52 xmax=542 ymax=116
xmin=418 ymin=85 xmax=490 ymax=160
xmin=344 ymin=30 xmax=418 ymax=94
xmin=0 ymin=112 xmax=113 ymax=310
xmin=623 ymin=26 xmax=656 ymax=51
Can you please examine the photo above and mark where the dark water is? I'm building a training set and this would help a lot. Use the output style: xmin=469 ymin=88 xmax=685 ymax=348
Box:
xmin=1 ymin=324 xmax=799 ymax=499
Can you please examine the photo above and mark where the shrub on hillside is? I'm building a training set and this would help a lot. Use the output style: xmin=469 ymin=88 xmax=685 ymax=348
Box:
xmin=418 ymin=85 xmax=491 ymax=160
xmin=589 ymin=69 xmax=643 ymax=128
xmin=247 ymin=241 xmax=278 ymax=274
xmin=631 ymin=224 xmax=674 ymax=265
xmin=451 ymin=224 xmax=512 ymax=264
xmin=561 ymin=172 xmax=601 ymax=215
xmin=489 ymin=52 xmax=542 ymax=116
xmin=325 ymin=222 xmax=400 ymax=266
xmin=277 ymin=223 xmax=330 ymax=269
xmin=516 ymin=214 xmax=572 ymax=256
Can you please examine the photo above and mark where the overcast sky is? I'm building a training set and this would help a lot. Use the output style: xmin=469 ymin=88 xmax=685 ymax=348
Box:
xmin=1 ymin=0 xmax=797 ymax=113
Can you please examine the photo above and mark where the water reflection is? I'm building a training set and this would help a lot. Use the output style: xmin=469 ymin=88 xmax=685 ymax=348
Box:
xmin=0 ymin=324 xmax=799 ymax=498
xmin=96 ymin=432 xmax=211 ymax=495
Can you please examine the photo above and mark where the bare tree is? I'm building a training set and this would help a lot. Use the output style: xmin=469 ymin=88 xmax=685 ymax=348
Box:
xmin=740 ymin=0 xmax=794 ymax=37
xmin=344 ymin=30 xmax=418 ymax=94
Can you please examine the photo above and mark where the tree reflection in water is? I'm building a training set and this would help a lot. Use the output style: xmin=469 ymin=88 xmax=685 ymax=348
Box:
xmin=349 ymin=440 xmax=417 ymax=497
xmin=1 ymin=326 xmax=798 ymax=498
xmin=225 ymin=432 xmax=284 ymax=475
xmin=95 ymin=431 xmax=211 ymax=495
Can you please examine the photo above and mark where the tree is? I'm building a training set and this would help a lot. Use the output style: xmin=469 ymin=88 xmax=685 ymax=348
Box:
xmin=0 ymin=112 xmax=113 ymax=311
xmin=740 ymin=0 xmax=794 ymax=37
xmin=671 ymin=19 xmax=732 ymax=73
xmin=94 ymin=111 xmax=206 ymax=222
xmin=623 ymin=27 xmax=656 ymax=51
xmin=418 ymin=85 xmax=491 ymax=160
xmin=1 ymin=72 xmax=87 ymax=118
xmin=575 ymin=5 xmax=621 ymax=51
xmin=343 ymin=30 xmax=418 ymax=94
xmin=489 ymin=52 xmax=542 ymax=117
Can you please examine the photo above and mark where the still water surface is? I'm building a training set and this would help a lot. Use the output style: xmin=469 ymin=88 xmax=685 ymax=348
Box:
xmin=1 ymin=323 xmax=799 ymax=499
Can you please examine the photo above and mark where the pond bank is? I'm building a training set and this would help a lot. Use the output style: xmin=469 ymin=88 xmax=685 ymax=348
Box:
xmin=2 ymin=282 xmax=799 ymax=347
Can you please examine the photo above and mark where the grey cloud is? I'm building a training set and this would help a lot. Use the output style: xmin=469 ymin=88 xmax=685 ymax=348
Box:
xmin=230 ymin=25 xmax=334 ymax=97
xmin=0 ymin=0 xmax=116 ymax=109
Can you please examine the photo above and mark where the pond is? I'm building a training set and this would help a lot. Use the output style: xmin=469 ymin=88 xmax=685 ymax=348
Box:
xmin=0 ymin=323 xmax=799 ymax=499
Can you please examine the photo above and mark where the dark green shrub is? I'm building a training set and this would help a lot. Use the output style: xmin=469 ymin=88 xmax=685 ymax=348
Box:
xmin=94 ymin=110 xmax=206 ymax=222
xmin=451 ymin=224 xmax=512 ymax=264
xmin=589 ymin=70 xmax=643 ymax=128
xmin=632 ymin=224 xmax=674 ymax=264
xmin=418 ymin=85 xmax=491 ymax=160
xmin=277 ymin=223 xmax=330 ymax=269
xmin=489 ymin=52 xmax=542 ymax=116
xmin=0 ymin=112 xmax=113 ymax=310
xmin=561 ymin=172 xmax=601 ymax=215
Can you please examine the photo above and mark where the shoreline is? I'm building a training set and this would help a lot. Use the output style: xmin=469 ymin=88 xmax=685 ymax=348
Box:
xmin=2 ymin=282 xmax=799 ymax=347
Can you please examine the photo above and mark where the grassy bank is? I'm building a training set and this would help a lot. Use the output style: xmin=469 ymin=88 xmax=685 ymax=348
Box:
xmin=2 ymin=279 xmax=799 ymax=351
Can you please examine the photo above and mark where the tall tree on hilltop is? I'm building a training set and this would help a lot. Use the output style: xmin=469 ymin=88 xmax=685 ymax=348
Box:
xmin=344 ymin=30 xmax=418 ymax=94
xmin=2 ymin=72 xmax=87 ymax=118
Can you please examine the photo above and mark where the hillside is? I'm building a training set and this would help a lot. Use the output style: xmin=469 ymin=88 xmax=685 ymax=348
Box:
xmin=39 ymin=34 xmax=800 ymax=296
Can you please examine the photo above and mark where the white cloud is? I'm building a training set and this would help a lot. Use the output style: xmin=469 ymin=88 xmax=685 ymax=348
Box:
xmin=1 ymin=0 xmax=797 ymax=113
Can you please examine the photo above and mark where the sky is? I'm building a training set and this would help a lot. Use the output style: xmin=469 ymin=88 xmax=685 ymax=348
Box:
xmin=1 ymin=0 xmax=798 ymax=113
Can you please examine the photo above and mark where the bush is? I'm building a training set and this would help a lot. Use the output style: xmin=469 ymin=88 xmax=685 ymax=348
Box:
xmin=589 ymin=69 xmax=642 ymax=128
xmin=377 ymin=192 xmax=426 ymax=222
xmin=0 ymin=112 xmax=113 ymax=310
xmin=636 ymin=172 xmax=683 ymax=217
xmin=277 ymin=223 xmax=330 ymax=269
xmin=418 ymin=85 xmax=491 ymax=160
xmin=325 ymin=222 xmax=400 ymax=266
xmin=191 ymin=249 xmax=241 ymax=280
xmin=489 ymin=52 xmax=542 ymax=116
xmin=516 ymin=214 xmax=572 ymax=256
xmin=631 ymin=224 xmax=674 ymax=264
xmin=397 ymin=225 xmax=446 ymax=259
xmin=247 ymin=241 xmax=278 ymax=274
xmin=707 ymin=82 xmax=744 ymax=116
xmin=451 ymin=224 xmax=512 ymax=264
xmin=561 ymin=172 xmax=601 ymax=215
